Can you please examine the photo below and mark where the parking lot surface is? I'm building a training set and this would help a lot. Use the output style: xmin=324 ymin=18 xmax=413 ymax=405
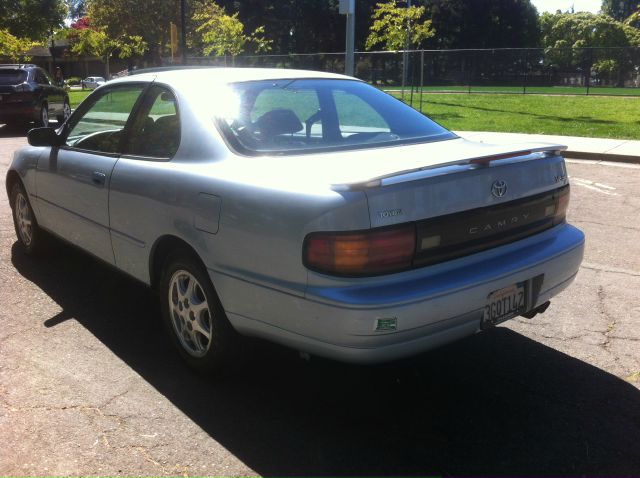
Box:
xmin=1 ymin=128 xmax=639 ymax=476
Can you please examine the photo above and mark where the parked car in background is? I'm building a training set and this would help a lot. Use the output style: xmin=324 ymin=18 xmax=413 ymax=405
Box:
xmin=0 ymin=64 xmax=71 ymax=127
xmin=81 ymin=76 xmax=105 ymax=90
xmin=6 ymin=68 xmax=584 ymax=373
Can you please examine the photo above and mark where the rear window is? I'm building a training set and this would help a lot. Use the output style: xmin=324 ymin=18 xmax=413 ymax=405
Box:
xmin=215 ymin=79 xmax=455 ymax=155
xmin=0 ymin=69 xmax=28 ymax=85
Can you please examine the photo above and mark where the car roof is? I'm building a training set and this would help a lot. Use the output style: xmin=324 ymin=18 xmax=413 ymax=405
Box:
xmin=0 ymin=64 xmax=37 ymax=70
xmin=108 ymin=67 xmax=356 ymax=87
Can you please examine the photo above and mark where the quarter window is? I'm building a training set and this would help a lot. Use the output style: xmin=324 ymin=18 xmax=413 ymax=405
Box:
xmin=124 ymin=86 xmax=180 ymax=158
xmin=65 ymin=86 xmax=145 ymax=154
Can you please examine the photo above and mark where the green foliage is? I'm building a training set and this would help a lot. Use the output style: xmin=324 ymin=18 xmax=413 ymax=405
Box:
xmin=0 ymin=28 xmax=39 ymax=61
xmin=87 ymin=0 xmax=175 ymax=64
xmin=0 ymin=0 xmax=67 ymax=41
xmin=192 ymin=1 xmax=272 ymax=56
xmin=69 ymin=27 xmax=146 ymax=76
xmin=540 ymin=11 xmax=639 ymax=82
xmin=425 ymin=0 xmax=540 ymax=49
xmin=365 ymin=0 xmax=435 ymax=51
xmin=601 ymin=0 xmax=640 ymax=21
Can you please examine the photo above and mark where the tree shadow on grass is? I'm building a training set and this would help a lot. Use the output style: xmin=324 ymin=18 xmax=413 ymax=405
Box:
xmin=425 ymin=99 xmax=617 ymax=125
xmin=11 ymin=240 xmax=640 ymax=476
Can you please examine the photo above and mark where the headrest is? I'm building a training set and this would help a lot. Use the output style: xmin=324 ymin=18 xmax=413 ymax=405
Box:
xmin=254 ymin=109 xmax=303 ymax=137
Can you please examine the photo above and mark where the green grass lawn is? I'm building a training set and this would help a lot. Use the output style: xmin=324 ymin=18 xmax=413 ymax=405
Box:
xmin=68 ymin=90 xmax=92 ymax=108
xmin=393 ymin=92 xmax=640 ymax=140
xmin=385 ymin=85 xmax=640 ymax=96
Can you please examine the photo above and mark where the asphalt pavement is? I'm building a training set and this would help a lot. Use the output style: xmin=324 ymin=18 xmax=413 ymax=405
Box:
xmin=1 ymin=126 xmax=639 ymax=476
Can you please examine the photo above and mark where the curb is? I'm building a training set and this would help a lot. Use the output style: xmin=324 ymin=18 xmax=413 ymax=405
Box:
xmin=563 ymin=150 xmax=640 ymax=164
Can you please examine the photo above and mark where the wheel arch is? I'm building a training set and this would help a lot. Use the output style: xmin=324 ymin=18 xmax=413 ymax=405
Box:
xmin=5 ymin=170 xmax=23 ymax=204
xmin=149 ymin=234 xmax=204 ymax=291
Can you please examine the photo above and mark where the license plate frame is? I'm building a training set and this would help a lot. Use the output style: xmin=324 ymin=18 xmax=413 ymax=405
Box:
xmin=483 ymin=282 xmax=527 ymax=327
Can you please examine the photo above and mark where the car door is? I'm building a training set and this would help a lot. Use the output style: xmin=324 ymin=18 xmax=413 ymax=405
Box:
xmin=35 ymin=83 xmax=148 ymax=264
xmin=108 ymin=85 xmax=182 ymax=281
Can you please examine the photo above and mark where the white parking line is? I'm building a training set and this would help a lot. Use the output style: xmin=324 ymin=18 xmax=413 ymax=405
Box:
xmin=570 ymin=177 xmax=619 ymax=196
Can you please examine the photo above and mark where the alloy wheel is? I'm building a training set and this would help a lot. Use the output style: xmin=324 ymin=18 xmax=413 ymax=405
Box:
xmin=15 ymin=192 xmax=33 ymax=246
xmin=168 ymin=270 xmax=213 ymax=357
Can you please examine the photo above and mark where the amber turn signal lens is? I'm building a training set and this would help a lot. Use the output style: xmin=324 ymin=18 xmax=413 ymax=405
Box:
xmin=304 ymin=224 xmax=416 ymax=276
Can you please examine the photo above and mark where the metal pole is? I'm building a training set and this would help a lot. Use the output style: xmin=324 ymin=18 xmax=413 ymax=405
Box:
xmin=345 ymin=11 xmax=355 ymax=76
xmin=180 ymin=0 xmax=187 ymax=65
xmin=402 ymin=0 xmax=411 ymax=98
xmin=420 ymin=49 xmax=424 ymax=112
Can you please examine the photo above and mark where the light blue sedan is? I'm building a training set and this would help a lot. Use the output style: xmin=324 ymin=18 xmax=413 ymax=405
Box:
xmin=6 ymin=68 xmax=584 ymax=372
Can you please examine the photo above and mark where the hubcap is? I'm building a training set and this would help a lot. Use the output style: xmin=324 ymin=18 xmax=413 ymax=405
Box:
xmin=168 ymin=270 xmax=212 ymax=357
xmin=15 ymin=192 xmax=33 ymax=246
xmin=41 ymin=106 xmax=48 ymax=127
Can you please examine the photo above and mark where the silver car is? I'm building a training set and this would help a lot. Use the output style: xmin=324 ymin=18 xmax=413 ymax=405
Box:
xmin=80 ymin=76 xmax=105 ymax=90
xmin=6 ymin=68 xmax=584 ymax=372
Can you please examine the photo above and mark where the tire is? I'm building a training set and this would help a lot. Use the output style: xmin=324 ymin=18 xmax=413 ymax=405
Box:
xmin=10 ymin=182 xmax=44 ymax=255
xmin=56 ymin=100 xmax=71 ymax=124
xmin=159 ymin=249 xmax=239 ymax=373
xmin=36 ymin=102 xmax=49 ymax=127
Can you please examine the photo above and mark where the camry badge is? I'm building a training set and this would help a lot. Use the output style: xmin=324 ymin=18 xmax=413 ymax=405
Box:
xmin=491 ymin=180 xmax=508 ymax=198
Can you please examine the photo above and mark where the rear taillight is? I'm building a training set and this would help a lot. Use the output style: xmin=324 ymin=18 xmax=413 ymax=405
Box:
xmin=552 ymin=185 xmax=570 ymax=225
xmin=304 ymin=224 xmax=416 ymax=276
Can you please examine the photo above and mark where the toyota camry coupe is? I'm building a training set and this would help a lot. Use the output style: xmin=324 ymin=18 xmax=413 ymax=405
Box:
xmin=6 ymin=68 xmax=584 ymax=372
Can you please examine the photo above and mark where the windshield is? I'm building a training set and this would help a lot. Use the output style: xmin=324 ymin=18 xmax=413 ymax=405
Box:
xmin=0 ymin=69 xmax=28 ymax=85
xmin=215 ymin=79 xmax=455 ymax=155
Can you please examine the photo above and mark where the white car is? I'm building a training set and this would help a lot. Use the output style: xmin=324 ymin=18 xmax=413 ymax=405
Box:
xmin=7 ymin=68 xmax=584 ymax=373
xmin=80 ymin=76 xmax=105 ymax=90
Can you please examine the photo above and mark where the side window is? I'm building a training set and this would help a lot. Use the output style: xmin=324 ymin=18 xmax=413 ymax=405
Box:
xmin=35 ymin=69 xmax=50 ymax=85
xmin=124 ymin=86 xmax=180 ymax=158
xmin=65 ymin=85 xmax=145 ymax=154
xmin=333 ymin=89 xmax=390 ymax=137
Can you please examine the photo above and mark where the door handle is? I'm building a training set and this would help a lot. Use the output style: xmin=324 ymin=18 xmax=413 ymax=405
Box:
xmin=91 ymin=171 xmax=106 ymax=186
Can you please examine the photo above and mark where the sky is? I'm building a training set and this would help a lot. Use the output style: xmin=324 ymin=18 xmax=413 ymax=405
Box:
xmin=530 ymin=0 xmax=602 ymax=14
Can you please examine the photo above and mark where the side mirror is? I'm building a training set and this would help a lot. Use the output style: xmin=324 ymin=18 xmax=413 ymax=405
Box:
xmin=27 ymin=127 xmax=61 ymax=147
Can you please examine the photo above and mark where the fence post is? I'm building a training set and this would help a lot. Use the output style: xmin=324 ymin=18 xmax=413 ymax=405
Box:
xmin=420 ymin=49 xmax=425 ymax=112
xmin=467 ymin=50 xmax=472 ymax=94
xmin=523 ymin=49 xmax=528 ymax=94
xmin=586 ymin=48 xmax=592 ymax=95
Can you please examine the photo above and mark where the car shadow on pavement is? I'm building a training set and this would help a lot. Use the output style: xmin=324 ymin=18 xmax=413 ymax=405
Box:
xmin=0 ymin=124 xmax=32 ymax=138
xmin=11 ymin=240 xmax=640 ymax=476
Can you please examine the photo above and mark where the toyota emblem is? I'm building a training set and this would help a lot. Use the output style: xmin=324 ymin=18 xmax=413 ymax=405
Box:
xmin=491 ymin=180 xmax=507 ymax=198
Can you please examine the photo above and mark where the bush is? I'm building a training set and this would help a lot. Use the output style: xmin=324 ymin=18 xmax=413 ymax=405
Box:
xmin=66 ymin=76 xmax=82 ymax=86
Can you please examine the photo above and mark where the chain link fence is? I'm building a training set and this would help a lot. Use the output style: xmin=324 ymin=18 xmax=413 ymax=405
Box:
xmin=181 ymin=47 xmax=640 ymax=96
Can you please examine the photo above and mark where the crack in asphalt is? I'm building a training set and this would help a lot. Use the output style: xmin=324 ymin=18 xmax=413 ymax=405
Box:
xmin=573 ymin=220 xmax=640 ymax=232
xmin=581 ymin=262 xmax=640 ymax=277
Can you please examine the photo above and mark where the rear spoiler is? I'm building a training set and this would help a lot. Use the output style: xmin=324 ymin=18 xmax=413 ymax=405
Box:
xmin=332 ymin=144 xmax=567 ymax=191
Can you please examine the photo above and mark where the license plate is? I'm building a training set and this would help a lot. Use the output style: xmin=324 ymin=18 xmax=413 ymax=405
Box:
xmin=483 ymin=282 xmax=526 ymax=326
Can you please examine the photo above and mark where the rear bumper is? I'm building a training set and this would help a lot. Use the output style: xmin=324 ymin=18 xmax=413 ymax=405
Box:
xmin=215 ymin=223 xmax=585 ymax=363
xmin=0 ymin=103 xmax=38 ymax=122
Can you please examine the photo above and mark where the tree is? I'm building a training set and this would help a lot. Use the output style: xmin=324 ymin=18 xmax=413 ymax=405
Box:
xmin=69 ymin=27 xmax=147 ymax=77
xmin=602 ymin=0 xmax=640 ymax=21
xmin=424 ymin=0 xmax=540 ymax=49
xmin=0 ymin=29 xmax=39 ymax=61
xmin=86 ymin=0 xmax=175 ymax=65
xmin=540 ymin=11 xmax=639 ymax=85
xmin=365 ymin=0 xmax=435 ymax=51
xmin=192 ymin=1 xmax=272 ymax=57
xmin=0 ymin=0 xmax=67 ymax=41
